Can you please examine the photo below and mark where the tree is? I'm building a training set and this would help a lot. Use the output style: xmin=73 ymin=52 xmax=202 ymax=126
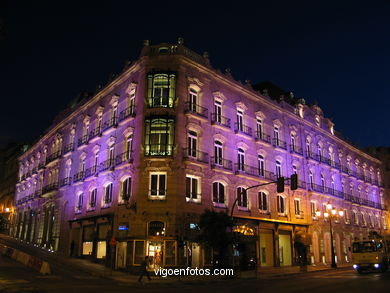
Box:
xmin=197 ymin=209 xmax=234 ymax=268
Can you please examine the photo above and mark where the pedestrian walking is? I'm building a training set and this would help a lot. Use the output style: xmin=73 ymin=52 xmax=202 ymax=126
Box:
xmin=138 ymin=256 xmax=151 ymax=283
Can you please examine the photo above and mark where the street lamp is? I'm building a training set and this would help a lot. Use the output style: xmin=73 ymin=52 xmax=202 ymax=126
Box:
xmin=316 ymin=203 xmax=344 ymax=268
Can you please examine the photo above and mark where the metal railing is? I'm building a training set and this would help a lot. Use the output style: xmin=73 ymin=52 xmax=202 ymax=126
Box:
xmin=289 ymin=144 xmax=303 ymax=155
xmin=99 ymin=158 xmax=116 ymax=172
xmin=272 ymin=138 xmax=287 ymax=150
xmin=89 ymin=127 xmax=102 ymax=140
xmin=119 ymin=105 xmax=136 ymax=121
xmin=184 ymin=102 xmax=208 ymax=118
xmin=102 ymin=116 xmax=118 ymax=132
xmin=85 ymin=166 xmax=98 ymax=178
xmin=234 ymin=163 xmax=277 ymax=181
xmin=183 ymin=148 xmax=209 ymax=164
xmin=41 ymin=182 xmax=58 ymax=195
xmin=148 ymin=97 xmax=174 ymax=108
xmin=211 ymin=157 xmax=233 ymax=170
xmin=255 ymin=131 xmax=271 ymax=144
xmin=59 ymin=177 xmax=72 ymax=187
xmin=234 ymin=123 xmax=252 ymax=137
xmin=73 ymin=171 xmax=85 ymax=183
xmin=144 ymin=144 xmax=173 ymax=156
xmin=63 ymin=142 xmax=74 ymax=154
xmin=46 ymin=151 xmax=62 ymax=164
xmin=115 ymin=151 xmax=134 ymax=165
xmin=77 ymin=135 xmax=89 ymax=147
xmin=211 ymin=113 xmax=231 ymax=128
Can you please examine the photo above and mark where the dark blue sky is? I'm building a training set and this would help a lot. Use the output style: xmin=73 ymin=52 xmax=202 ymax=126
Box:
xmin=1 ymin=1 xmax=389 ymax=148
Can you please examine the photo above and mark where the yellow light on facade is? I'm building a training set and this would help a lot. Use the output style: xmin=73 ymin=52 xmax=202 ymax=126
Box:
xmin=315 ymin=210 xmax=321 ymax=217
xmin=331 ymin=208 xmax=337 ymax=215
xmin=338 ymin=210 xmax=344 ymax=217
xmin=5 ymin=208 xmax=10 ymax=212
xmin=324 ymin=212 xmax=329 ymax=218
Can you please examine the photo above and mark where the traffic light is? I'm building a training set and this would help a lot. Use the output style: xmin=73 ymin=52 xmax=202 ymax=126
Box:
xmin=277 ymin=176 xmax=284 ymax=193
xmin=291 ymin=173 xmax=298 ymax=190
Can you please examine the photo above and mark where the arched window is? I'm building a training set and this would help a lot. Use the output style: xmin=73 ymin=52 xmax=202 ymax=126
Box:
xmin=237 ymin=187 xmax=248 ymax=208
xmin=290 ymin=134 xmax=296 ymax=152
xmin=237 ymin=148 xmax=245 ymax=171
xmin=258 ymin=155 xmax=265 ymax=177
xmin=306 ymin=138 xmax=311 ymax=154
xmin=309 ymin=171 xmax=314 ymax=190
xmin=89 ymin=188 xmax=97 ymax=210
xmin=121 ymin=177 xmax=132 ymax=202
xmin=76 ymin=192 xmax=83 ymax=213
xmin=125 ymin=135 xmax=133 ymax=160
xmin=214 ymin=141 xmax=223 ymax=166
xmin=317 ymin=144 xmax=322 ymax=161
xmin=212 ymin=182 xmax=225 ymax=204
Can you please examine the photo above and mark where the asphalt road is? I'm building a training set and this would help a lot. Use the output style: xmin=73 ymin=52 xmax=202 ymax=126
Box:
xmin=1 ymin=254 xmax=390 ymax=293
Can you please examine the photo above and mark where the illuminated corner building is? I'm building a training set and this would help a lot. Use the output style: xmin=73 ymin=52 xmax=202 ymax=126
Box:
xmin=12 ymin=38 xmax=388 ymax=270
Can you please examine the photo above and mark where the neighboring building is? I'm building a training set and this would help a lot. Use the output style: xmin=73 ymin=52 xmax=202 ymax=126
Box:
xmin=365 ymin=147 xmax=390 ymax=222
xmin=0 ymin=143 xmax=25 ymax=233
xmin=12 ymin=39 xmax=388 ymax=270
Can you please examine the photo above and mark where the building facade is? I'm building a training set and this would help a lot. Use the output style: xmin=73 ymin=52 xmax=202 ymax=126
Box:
xmin=12 ymin=39 xmax=388 ymax=270
xmin=0 ymin=143 xmax=25 ymax=234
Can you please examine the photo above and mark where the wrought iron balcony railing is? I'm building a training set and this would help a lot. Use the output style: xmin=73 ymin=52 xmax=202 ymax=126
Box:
xmin=85 ymin=165 xmax=98 ymax=178
xmin=144 ymin=144 xmax=173 ymax=156
xmin=115 ymin=151 xmax=134 ymax=165
xmin=41 ymin=182 xmax=58 ymax=195
xmin=99 ymin=158 xmax=116 ymax=172
xmin=59 ymin=177 xmax=72 ymax=187
xmin=234 ymin=163 xmax=277 ymax=181
xmin=211 ymin=113 xmax=231 ymax=128
xmin=119 ymin=105 xmax=136 ymax=121
xmin=184 ymin=102 xmax=208 ymax=118
xmin=289 ymin=144 xmax=303 ymax=155
xmin=183 ymin=148 xmax=209 ymax=164
xmin=211 ymin=157 xmax=233 ymax=171
xmin=234 ymin=123 xmax=252 ymax=137
xmin=46 ymin=150 xmax=62 ymax=164
xmin=102 ymin=116 xmax=118 ymax=132
xmin=272 ymin=138 xmax=287 ymax=150
xmin=255 ymin=131 xmax=271 ymax=144
xmin=73 ymin=171 xmax=85 ymax=183
xmin=77 ymin=135 xmax=89 ymax=147
xmin=89 ymin=127 xmax=102 ymax=140
xmin=63 ymin=142 xmax=74 ymax=154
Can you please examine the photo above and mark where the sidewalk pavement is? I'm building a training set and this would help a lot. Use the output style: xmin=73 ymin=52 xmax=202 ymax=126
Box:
xmin=0 ymin=234 xmax=352 ymax=284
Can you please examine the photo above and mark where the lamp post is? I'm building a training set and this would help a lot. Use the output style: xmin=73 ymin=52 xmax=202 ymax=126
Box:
xmin=316 ymin=203 xmax=344 ymax=269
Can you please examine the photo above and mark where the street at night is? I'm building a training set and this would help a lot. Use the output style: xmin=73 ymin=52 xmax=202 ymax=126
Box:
xmin=2 ymin=253 xmax=390 ymax=293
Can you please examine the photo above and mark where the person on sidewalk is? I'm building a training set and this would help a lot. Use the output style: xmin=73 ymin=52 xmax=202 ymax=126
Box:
xmin=138 ymin=256 xmax=151 ymax=283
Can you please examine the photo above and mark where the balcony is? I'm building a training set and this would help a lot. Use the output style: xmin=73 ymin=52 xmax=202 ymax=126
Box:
xmin=184 ymin=102 xmax=208 ymax=119
xmin=144 ymin=144 xmax=173 ymax=156
xmin=272 ymin=138 xmax=287 ymax=150
xmin=63 ymin=142 xmax=74 ymax=155
xmin=115 ymin=151 xmax=133 ymax=165
xmin=211 ymin=157 xmax=233 ymax=171
xmin=73 ymin=171 xmax=85 ymax=183
xmin=59 ymin=177 xmax=72 ymax=187
xmin=289 ymin=144 xmax=303 ymax=155
xmin=89 ymin=127 xmax=102 ymax=140
xmin=211 ymin=113 xmax=230 ymax=128
xmin=31 ymin=167 xmax=38 ymax=175
xmin=234 ymin=163 xmax=276 ymax=181
xmin=38 ymin=162 xmax=45 ymax=170
xmin=305 ymin=151 xmax=319 ymax=161
xmin=148 ymin=96 xmax=174 ymax=108
xmin=183 ymin=148 xmax=209 ymax=164
xmin=85 ymin=166 xmax=98 ymax=178
xmin=99 ymin=158 xmax=115 ymax=172
xmin=102 ymin=116 xmax=118 ymax=132
xmin=46 ymin=150 xmax=62 ymax=164
xmin=119 ymin=105 xmax=136 ymax=121
xmin=77 ymin=135 xmax=89 ymax=147
xmin=255 ymin=131 xmax=271 ymax=144
xmin=234 ymin=123 xmax=252 ymax=137
xmin=41 ymin=182 xmax=59 ymax=195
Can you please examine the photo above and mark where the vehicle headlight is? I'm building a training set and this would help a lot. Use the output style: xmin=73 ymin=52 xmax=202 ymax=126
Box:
xmin=353 ymin=264 xmax=358 ymax=269
xmin=374 ymin=264 xmax=380 ymax=268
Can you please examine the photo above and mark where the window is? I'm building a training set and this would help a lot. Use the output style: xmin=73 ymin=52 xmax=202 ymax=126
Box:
xmin=258 ymin=155 xmax=265 ymax=176
xmin=103 ymin=183 xmax=113 ymax=205
xmin=294 ymin=199 xmax=301 ymax=216
xmin=149 ymin=173 xmax=166 ymax=199
xmin=309 ymin=171 xmax=314 ymax=189
xmin=273 ymin=126 xmax=279 ymax=145
xmin=144 ymin=117 xmax=175 ymax=156
xmin=79 ymin=157 xmax=86 ymax=173
xmin=237 ymin=148 xmax=245 ymax=171
xmin=305 ymin=138 xmax=311 ymax=154
xmin=330 ymin=178 xmax=335 ymax=193
xmin=76 ymin=192 xmax=83 ymax=212
xmin=128 ymin=89 xmax=136 ymax=114
xmin=290 ymin=134 xmax=296 ymax=152
xmin=108 ymin=145 xmax=115 ymax=162
xmin=125 ymin=135 xmax=133 ymax=160
xmin=310 ymin=201 xmax=316 ymax=218
xmin=277 ymin=195 xmax=286 ymax=214
xmin=94 ymin=153 xmax=99 ymax=170
xmin=214 ymin=141 xmax=223 ymax=165
xmin=186 ymin=175 xmax=200 ymax=202
xmin=214 ymin=100 xmax=222 ymax=123
xmin=89 ymin=189 xmax=97 ymax=209
xmin=317 ymin=145 xmax=322 ymax=161
xmin=236 ymin=110 xmax=243 ymax=131
xmin=188 ymin=88 xmax=198 ymax=112
xmin=361 ymin=213 xmax=367 ymax=226
xmin=344 ymin=209 xmax=350 ymax=224
xmin=320 ymin=175 xmax=325 ymax=192
xmin=187 ymin=130 xmax=197 ymax=158
xmin=111 ymin=105 xmax=118 ymax=122
xmin=256 ymin=119 xmax=263 ymax=139
xmin=237 ymin=187 xmax=248 ymax=209
xmin=258 ymin=192 xmax=268 ymax=211
xmin=292 ymin=165 xmax=297 ymax=174
xmin=147 ymin=73 xmax=175 ymax=107
xmin=275 ymin=160 xmax=282 ymax=178
xmin=212 ymin=182 xmax=225 ymax=205
xmin=369 ymin=214 xmax=374 ymax=227
xmin=376 ymin=216 xmax=381 ymax=228
xmin=352 ymin=211 xmax=358 ymax=225
xmin=121 ymin=177 xmax=132 ymax=202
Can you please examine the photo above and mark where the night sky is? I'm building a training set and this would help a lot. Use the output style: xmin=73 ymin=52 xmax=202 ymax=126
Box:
xmin=1 ymin=1 xmax=389 ymax=149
